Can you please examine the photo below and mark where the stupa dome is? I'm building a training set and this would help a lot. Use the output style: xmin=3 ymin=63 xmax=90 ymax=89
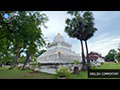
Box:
xmin=53 ymin=33 xmax=65 ymax=43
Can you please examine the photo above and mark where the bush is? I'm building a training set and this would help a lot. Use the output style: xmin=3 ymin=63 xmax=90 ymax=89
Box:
xmin=86 ymin=63 xmax=91 ymax=69
xmin=30 ymin=58 xmax=41 ymax=69
xmin=56 ymin=66 xmax=70 ymax=79
xmin=73 ymin=60 xmax=79 ymax=64
xmin=100 ymin=62 xmax=104 ymax=65
xmin=17 ymin=56 xmax=26 ymax=63
xmin=18 ymin=66 xmax=22 ymax=69
xmin=91 ymin=66 xmax=96 ymax=69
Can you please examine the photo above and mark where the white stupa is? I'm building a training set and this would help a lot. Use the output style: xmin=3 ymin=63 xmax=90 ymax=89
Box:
xmin=37 ymin=33 xmax=82 ymax=64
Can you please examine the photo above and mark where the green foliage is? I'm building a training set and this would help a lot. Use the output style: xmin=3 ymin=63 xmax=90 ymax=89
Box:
xmin=0 ymin=11 xmax=48 ymax=66
xmin=115 ymin=44 xmax=120 ymax=61
xmin=17 ymin=56 xmax=26 ymax=63
xmin=100 ymin=62 xmax=104 ymax=65
xmin=18 ymin=65 xmax=22 ymax=69
xmin=91 ymin=66 xmax=96 ymax=69
xmin=65 ymin=11 xmax=97 ymax=41
xmin=115 ymin=53 xmax=120 ymax=61
xmin=30 ymin=57 xmax=41 ymax=69
xmin=105 ymin=49 xmax=117 ymax=61
xmin=34 ymin=49 xmax=47 ymax=58
xmin=56 ymin=66 xmax=70 ymax=78
xmin=86 ymin=63 xmax=91 ymax=69
xmin=73 ymin=60 xmax=79 ymax=64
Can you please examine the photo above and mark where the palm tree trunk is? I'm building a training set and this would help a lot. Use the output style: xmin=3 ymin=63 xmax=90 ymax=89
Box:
xmin=80 ymin=40 xmax=87 ymax=71
xmin=85 ymin=40 xmax=90 ymax=63
xmin=21 ymin=51 xmax=30 ymax=70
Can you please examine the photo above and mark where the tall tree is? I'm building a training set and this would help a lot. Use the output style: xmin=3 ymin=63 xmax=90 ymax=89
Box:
xmin=0 ymin=11 xmax=48 ymax=68
xmin=65 ymin=11 xmax=97 ymax=70
xmin=82 ymin=11 xmax=97 ymax=64
xmin=65 ymin=11 xmax=87 ymax=70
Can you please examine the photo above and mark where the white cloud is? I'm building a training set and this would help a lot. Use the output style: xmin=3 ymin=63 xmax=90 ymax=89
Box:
xmin=39 ymin=11 xmax=120 ymax=57
xmin=88 ymin=36 xmax=120 ymax=56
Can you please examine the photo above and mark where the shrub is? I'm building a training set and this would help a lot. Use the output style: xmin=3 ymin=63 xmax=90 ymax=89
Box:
xmin=91 ymin=66 xmax=96 ymax=69
xmin=18 ymin=66 xmax=22 ymax=69
xmin=100 ymin=62 xmax=104 ymax=65
xmin=86 ymin=63 xmax=91 ymax=69
xmin=56 ymin=66 xmax=70 ymax=79
xmin=73 ymin=60 xmax=79 ymax=64
xmin=30 ymin=58 xmax=41 ymax=69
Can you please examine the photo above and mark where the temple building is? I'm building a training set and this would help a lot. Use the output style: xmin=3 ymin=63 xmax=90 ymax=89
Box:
xmin=88 ymin=52 xmax=109 ymax=62
xmin=35 ymin=33 xmax=82 ymax=74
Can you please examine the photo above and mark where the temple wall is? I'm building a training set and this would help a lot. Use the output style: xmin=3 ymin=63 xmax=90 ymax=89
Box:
xmin=29 ymin=63 xmax=82 ymax=74
xmin=38 ymin=54 xmax=81 ymax=64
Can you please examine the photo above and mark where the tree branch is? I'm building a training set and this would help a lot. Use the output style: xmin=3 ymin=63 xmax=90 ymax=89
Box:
xmin=0 ymin=34 xmax=8 ymax=39
xmin=0 ymin=21 xmax=10 ymax=25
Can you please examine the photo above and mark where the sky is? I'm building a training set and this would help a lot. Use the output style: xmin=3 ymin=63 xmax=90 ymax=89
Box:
xmin=40 ymin=11 xmax=120 ymax=57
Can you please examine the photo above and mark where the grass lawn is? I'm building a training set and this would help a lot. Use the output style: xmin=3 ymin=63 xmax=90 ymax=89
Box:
xmin=94 ymin=62 xmax=120 ymax=69
xmin=0 ymin=67 xmax=56 ymax=79
xmin=0 ymin=62 xmax=120 ymax=79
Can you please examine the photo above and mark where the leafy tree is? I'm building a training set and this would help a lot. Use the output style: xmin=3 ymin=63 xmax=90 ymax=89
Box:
xmin=0 ymin=37 xmax=12 ymax=66
xmin=105 ymin=49 xmax=117 ymax=61
xmin=17 ymin=56 xmax=26 ymax=63
xmin=115 ymin=53 xmax=120 ymax=61
xmin=115 ymin=43 xmax=120 ymax=61
xmin=0 ymin=11 xmax=48 ymax=69
xmin=34 ymin=49 xmax=47 ymax=58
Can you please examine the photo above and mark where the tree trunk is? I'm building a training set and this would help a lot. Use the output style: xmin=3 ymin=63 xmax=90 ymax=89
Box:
xmin=9 ymin=55 xmax=15 ymax=69
xmin=0 ymin=62 xmax=2 ymax=67
xmin=85 ymin=40 xmax=90 ymax=64
xmin=28 ymin=55 xmax=32 ymax=63
xmin=80 ymin=40 xmax=87 ymax=71
xmin=21 ymin=51 xmax=30 ymax=70
xmin=13 ymin=54 xmax=18 ymax=67
xmin=10 ymin=54 xmax=15 ymax=67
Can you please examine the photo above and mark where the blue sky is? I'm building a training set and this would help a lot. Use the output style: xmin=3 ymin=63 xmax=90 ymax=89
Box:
xmin=40 ymin=11 xmax=120 ymax=57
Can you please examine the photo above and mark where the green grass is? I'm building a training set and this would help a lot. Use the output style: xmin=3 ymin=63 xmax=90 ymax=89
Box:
xmin=69 ymin=71 xmax=88 ymax=79
xmin=0 ymin=63 xmax=120 ymax=79
xmin=94 ymin=62 xmax=120 ymax=69
xmin=0 ymin=67 xmax=56 ymax=79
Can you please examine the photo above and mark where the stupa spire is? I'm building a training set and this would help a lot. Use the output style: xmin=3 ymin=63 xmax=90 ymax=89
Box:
xmin=58 ymin=33 xmax=60 ymax=35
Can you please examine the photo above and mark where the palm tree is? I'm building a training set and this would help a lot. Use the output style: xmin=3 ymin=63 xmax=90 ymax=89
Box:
xmin=65 ymin=11 xmax=87 ymax=71
xmin=65 ymin=11 xmax=97 ymax=70
xmin=82 ymin=11 xmax=97 ymax=64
